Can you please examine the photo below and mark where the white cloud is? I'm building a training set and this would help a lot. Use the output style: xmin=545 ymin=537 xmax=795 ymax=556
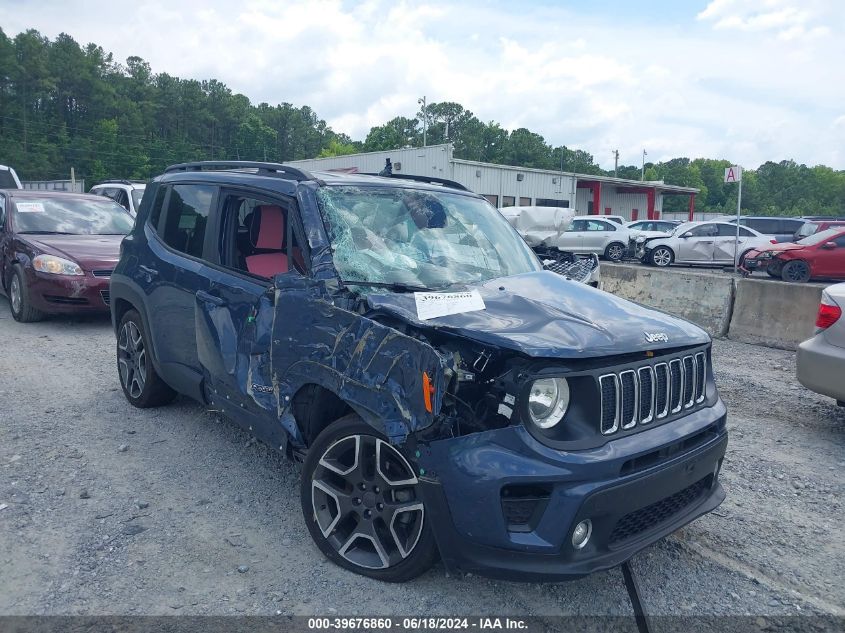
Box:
xmin=0 ymin=0 xmax=843 ymax=168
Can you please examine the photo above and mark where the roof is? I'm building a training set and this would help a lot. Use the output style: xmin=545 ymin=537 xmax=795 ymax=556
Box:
xmin=0 ymin=189 xmax=102 ymax=200
xmin=158 ymin=161 xmax=478 ymax=196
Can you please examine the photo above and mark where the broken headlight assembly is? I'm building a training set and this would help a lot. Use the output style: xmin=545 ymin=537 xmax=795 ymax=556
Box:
xmin=527 ymin=377 xmax=570 ymax=428
xmin=32 ymin=254 xmax=84 ymax=276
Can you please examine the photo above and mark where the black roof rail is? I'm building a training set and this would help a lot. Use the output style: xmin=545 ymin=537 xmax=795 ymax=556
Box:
xmin=361 ymin=172 xmax=470 ymax=192
xmin=164 ymin=161 xmax=314 ymax=182
xmin=96 ymin=179 xmax=138 ymax=186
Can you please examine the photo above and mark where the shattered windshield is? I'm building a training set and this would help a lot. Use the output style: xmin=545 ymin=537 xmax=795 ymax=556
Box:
xmin=317 ymin=185 xmax=541 ymax=289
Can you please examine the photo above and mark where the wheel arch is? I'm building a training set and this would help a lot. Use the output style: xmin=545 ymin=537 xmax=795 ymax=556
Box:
xmin=291 ymin=383 xmax=355 ymax=447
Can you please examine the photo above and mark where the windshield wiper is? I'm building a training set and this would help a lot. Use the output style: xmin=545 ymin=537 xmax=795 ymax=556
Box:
xmin=18 ymin=231 xmax=75 ymax=235
xmin=341 ymin=280 xmax=435 ymax=293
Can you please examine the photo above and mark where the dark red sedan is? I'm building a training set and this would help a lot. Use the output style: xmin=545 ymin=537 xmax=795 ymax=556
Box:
xmin=0 ymin=190 xmax=134 ymax=322
xmin=743 ymin=227 xmax=845 ymax=282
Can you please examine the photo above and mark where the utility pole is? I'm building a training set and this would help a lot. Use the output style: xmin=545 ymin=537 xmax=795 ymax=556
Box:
xmin=641 ymin=149 xmax=647 ymax=181
xmin=612 ymin=149 xmax=619 ymax=177
xmin=418 ymin=96 xmax=427 ymax=147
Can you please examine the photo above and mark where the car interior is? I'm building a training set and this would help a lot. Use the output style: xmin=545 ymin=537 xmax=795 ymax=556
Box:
xmin=225 ymin=195 xmax=306 ymax=279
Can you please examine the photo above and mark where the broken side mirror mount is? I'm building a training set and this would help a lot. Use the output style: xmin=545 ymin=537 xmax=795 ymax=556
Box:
xmin=273 ymin=271 xmax=316 ymax=292
xmin=821 ymin=241 xmax=837 ymax=250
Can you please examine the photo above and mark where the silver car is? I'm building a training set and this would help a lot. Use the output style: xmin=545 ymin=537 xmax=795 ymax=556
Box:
xmin=556 ymin=217 xmax=632 ymax=261
xmin=639 ymin=221 xmax=774 ymax=267
xmin=797 ymin=283 xmax=845 ymax=406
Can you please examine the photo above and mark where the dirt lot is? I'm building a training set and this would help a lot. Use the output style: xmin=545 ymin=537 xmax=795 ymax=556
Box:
xmin=0 ymin=298 xmax=843 ymax=620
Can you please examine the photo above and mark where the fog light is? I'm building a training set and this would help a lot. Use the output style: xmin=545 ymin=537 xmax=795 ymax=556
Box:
xmin=571 ymin=519 xmax=592 ymax=549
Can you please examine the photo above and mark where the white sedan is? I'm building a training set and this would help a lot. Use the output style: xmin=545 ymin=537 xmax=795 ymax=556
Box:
xmin=555 ymin=217 xmax=632 ymax=261
xmin=639 ymin=221 xmax=776 ymax=267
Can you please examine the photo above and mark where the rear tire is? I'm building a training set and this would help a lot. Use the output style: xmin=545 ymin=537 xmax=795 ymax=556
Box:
xmin=301 ymin=414 xmax=437 ymax=582
xmin=780 ymin=260 xmax=811 ymax=283
xmin=116 ymin=309 xmax=176 ymax=408
xmin=8 ymin=265 xmax=45 ymax=323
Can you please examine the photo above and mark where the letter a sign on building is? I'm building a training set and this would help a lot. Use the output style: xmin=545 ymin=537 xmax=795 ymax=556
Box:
xmin=724 ymin=165 xmax=742 ymax=183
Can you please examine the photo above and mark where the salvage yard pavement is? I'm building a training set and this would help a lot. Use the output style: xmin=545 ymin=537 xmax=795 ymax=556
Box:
xmin=0 ymin=299 xmax=843 ymax=621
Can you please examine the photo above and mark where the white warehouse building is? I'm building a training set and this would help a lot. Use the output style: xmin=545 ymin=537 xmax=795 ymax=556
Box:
xmin=290 ymin=144 xmax=699 ymax=222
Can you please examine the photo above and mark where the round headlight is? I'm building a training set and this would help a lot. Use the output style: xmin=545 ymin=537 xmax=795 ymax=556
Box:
xmin=527 ymin=377 xmax=570 ymax=429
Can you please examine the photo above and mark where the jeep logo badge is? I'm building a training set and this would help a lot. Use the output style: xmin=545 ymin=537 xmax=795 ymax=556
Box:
xmin=644 ymin=332 xmax=669 ymax=343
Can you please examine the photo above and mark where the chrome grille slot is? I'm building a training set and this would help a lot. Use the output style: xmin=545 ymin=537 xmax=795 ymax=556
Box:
xmin=683 ymin=356 xmax=695 ymax=409
xmin=694 ymin=352 xmax=706 ymax=403
xmin=638 ymin=367 xmax=654 ymax=424
xmin=594 ymin=350 xmax=709 ymax=436
xmin=599 ymin=374 xmax=619 ymax=435
xmin=619 ymin=370 xmax=638 ymax=430
xmin=669 ymin=359 xmax=683 ymax=414
xmin=654 ymin=363 xmax=669 ymax=419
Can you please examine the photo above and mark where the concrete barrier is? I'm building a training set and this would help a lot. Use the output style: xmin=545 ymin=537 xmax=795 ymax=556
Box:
xmin=601 ymin=263 xmax=735 ymax=337
xmin=728 ymin=277 xmax=823 ymax=350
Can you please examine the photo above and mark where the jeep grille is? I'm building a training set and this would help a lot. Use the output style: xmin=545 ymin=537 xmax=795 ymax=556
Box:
xmin=599 ymin=352 xmax=706 ymax=436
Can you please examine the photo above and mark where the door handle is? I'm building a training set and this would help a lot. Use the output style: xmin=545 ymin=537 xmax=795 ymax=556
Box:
xmin=196 ymin=290 xmax=226 ymax=306
xmin=138 ymin=265 xmax=158 ymax=277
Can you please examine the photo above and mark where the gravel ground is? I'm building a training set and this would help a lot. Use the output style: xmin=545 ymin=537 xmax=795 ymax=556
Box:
xmin=0 ymin=298 xmax=843 ymax=621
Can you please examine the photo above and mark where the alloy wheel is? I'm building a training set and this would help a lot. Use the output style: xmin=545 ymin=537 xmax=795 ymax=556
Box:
xmin=311 ymin=434 xmax=424 ymax=570
xmin=782 ymin=261 xmax=810 ymax=283
xmin=607 ymin=244 xmax=625 ymax=261
xmin=117 ymin=321 xmax=147 ymax=399
xmin=9 ymin=275 xmax=22 ymax=314
xmin=653 ymin=248 xmax=672 ymax=267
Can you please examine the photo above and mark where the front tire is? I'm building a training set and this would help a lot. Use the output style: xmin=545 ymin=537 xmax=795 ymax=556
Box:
xmin=650 ymin=246 xmax=674 ymax=267
xmin=8 ymin=265 xmax=44 ymax=323
xmin=780 ymin=260 xmax=811 ymax=283
xmin=604 ymin=242 xmax=626 ymax=262
xmin=301 ymin=414 xmax=437 ymax=582
xmin=116 ymin=309 xmax=176 ymax=408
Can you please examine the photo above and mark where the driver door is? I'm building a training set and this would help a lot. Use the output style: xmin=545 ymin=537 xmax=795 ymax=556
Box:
xmin=812 ymin=234 xmax=845 ymax=277
xmin=556 ymin=218 xmax=587 ymax=252
xmin=193 ymin=190 xmax=309 ymax=448
xmin=676 ymin=223 xmax=717 ymax=262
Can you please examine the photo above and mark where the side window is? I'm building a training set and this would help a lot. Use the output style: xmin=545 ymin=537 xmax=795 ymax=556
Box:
xmin=159 ymin=184 xmax=216 ymax=258
xmin=688 ymin=224 xmax=717 ymax=237
xmin=0 ymin=193 xmax=6 ymax=229
xmin=833 ymin=235 xmax=845 ymax=247
xmin=587 ymin=220 xmax=613 ymax=231
xmin=220 ymin=192 xmax=306 ymax=279
xmin=114 ymin=189 xmax=130 ymax=211
xmin=568 ymin=219 xmax=587 ymax=232
xmin=147 ymin=186 xmax=168 ymax=230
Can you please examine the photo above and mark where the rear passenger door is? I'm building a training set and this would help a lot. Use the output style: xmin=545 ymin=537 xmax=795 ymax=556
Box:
xmin=581 ymin=219 xmax=616 ymax=253
xmin=713 ymin=224 xmax=752 ymax=263
xmin=145 ymin=183 xmax=218 ymax=396
xmin=193 ymin=189 xmax=309 ymax=447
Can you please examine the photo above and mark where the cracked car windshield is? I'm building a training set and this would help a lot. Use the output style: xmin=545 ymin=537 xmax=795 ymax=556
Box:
xmin=318 ymin=186 xmax=541 ymax=289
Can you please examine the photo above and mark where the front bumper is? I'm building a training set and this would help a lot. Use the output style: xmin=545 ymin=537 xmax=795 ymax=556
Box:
xmin=418 ymin=400 xmax=727 ymax=582
xmin=26 ymin=269 xmax=111 ymax=314
xmin=797 ymin=334 xmax=845 ymax=402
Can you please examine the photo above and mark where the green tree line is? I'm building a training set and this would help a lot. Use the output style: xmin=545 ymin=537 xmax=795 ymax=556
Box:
xmin=2 ymin=29 xmax=843 ymax=216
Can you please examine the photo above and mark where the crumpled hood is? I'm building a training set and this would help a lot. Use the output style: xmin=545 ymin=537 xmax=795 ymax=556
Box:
xmin=365 ymin=270 xmax=710 ymax=359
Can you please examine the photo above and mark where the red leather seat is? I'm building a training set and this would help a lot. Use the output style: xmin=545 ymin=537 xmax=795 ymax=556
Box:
xmin=245 ymin=205 xmax=289 ymax=278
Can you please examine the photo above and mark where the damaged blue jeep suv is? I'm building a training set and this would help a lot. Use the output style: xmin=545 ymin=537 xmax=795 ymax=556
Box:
xmin=110 ymin=161 xmax=727 ymax=582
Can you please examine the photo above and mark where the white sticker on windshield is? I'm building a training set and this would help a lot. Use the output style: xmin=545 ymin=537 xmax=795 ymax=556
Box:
xmin=414 ymin=289 xmax=486 ymax=321
xmin=16 ymin=202 xmax=45 ymax=213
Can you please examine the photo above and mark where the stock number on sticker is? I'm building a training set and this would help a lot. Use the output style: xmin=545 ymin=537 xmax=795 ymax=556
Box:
xmin=308 ymin=618 xmax=394 ymax=630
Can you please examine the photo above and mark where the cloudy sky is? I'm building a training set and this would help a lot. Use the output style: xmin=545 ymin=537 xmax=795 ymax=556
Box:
xmin=2 ymin=0 xmax=843 ymax=169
